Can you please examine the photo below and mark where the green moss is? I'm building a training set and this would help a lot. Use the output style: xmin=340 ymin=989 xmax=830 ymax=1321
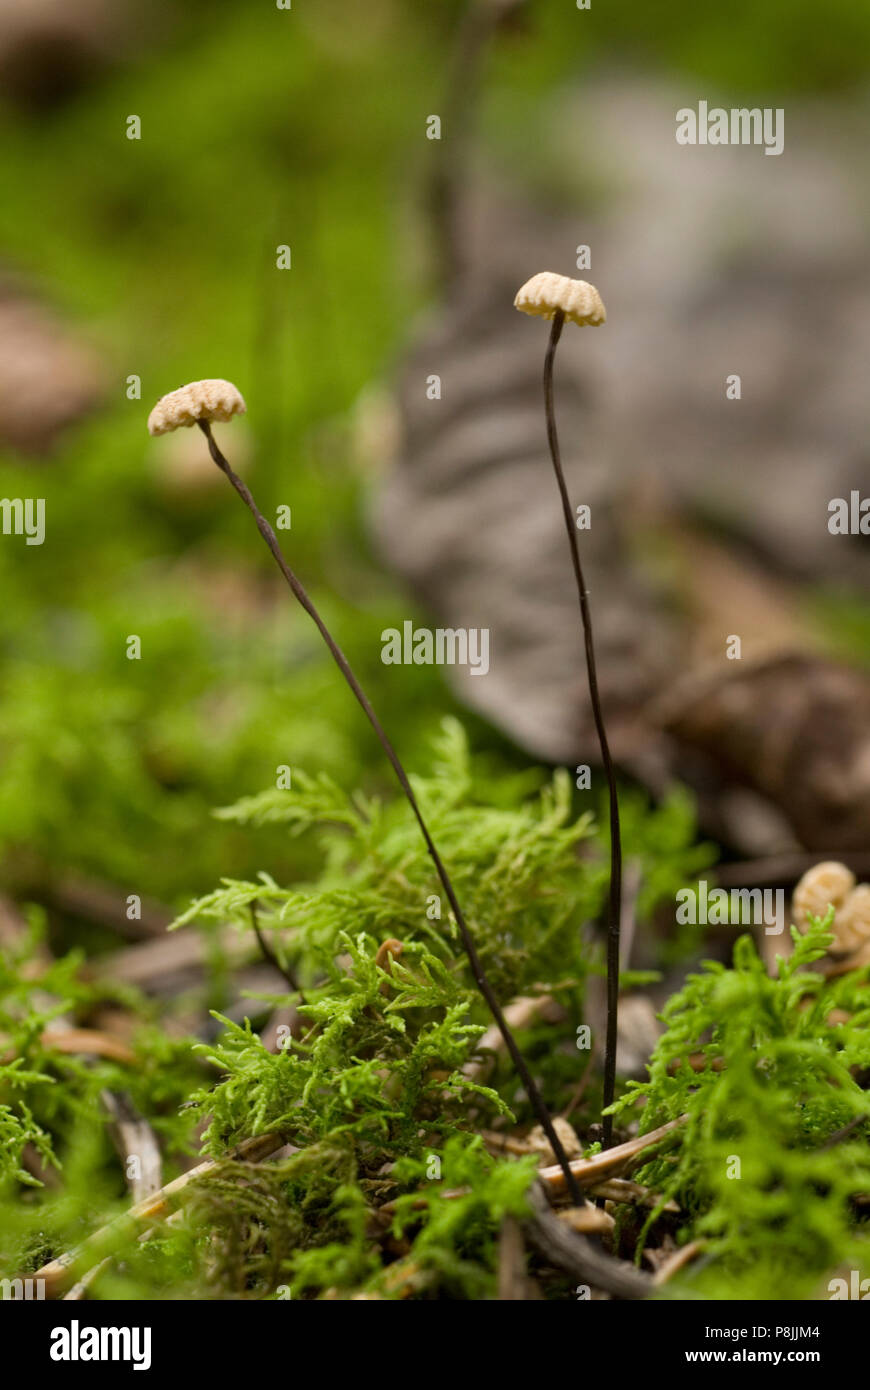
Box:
xmin=614 ymin=915 xmax=870 ymax=1299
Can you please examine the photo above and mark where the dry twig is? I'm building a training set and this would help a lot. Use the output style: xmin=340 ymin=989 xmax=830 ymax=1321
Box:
xmin=31 ymin=1131 xmax=286 ymax=1298
xmin=538 ymin=1115 xmax=687 ymax=1195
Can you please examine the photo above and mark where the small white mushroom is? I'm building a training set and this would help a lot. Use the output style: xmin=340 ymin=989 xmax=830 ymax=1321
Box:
xmin=834 ymin=883 xmax=870 ymax=954
xmin=791 ymin=861 xmax=870 ymax=956
xmin=792 ymin=861 xmax=855 ymax=932
xmin=514 ymin=271 xmax=606 ymax=327
xmin=147 ymin=379 xmax=246 ymax=436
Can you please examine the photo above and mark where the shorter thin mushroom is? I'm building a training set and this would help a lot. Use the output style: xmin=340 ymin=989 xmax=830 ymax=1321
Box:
xmin=146 ymin=380 xmax=582 ymax=1202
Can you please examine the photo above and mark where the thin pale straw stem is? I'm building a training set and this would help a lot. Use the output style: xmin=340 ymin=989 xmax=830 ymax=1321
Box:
xmin=197 ymin=419 xmax=582 ymax=1202
xmin=542 ymin=310 xmax=622 ymax=1149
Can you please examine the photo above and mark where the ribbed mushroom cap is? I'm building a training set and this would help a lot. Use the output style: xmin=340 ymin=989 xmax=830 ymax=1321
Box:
xmin=792 ymin=860 xmax=855 ymax=931
xmin=832 ymin=883 xmax=870 ymax=954
xmin=147 ymin=379 xmax=246 ymax=435
xmin=514 ymin=272 xmax=606 ymax=327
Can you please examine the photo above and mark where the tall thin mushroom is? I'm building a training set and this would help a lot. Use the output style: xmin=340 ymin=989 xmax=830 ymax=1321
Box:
xmin=514 ymin=272 xmax=622 ymax=1147
xmin=147 ymin=377 xmax=583 ymax=1202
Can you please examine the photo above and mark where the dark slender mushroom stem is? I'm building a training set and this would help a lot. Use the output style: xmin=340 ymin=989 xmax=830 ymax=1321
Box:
xmin=542 ymin=310 xmax=623 ymax=1149
xmin=197 ymin=419 xmax=582 ymax=1203
xmin=250 ymin=900 xmax=302 ymax=997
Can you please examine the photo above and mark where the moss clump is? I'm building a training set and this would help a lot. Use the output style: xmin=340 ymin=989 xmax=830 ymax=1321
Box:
xmin=9 ymin=721 xmax=866 ymax=1301
xmin=614 ymin=916 xmax=870 ymax=1299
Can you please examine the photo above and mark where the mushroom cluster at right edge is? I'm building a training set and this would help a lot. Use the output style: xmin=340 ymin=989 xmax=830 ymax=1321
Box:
xmin=792 ymin=861 xmax=870 ymax=956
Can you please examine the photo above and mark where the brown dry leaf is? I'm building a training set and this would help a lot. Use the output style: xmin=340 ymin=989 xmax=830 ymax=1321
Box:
xmin=589 ymin=1178 xmax=679 ymax=1211
xmin=497 ymin=1215 xmax=530 ymax=1300
xmin=0 ymin=1028 xmax=136 ymax=1067
xmin=525 ymin=1115 xmax=583 ymax=1167
xmin=652 ymin=1240 xmax=705 ymax=1286
xmin=0 ymin=286 xmax=105 ymax=452
xmin=557 ymin=1203 xmax=614 ymax=1235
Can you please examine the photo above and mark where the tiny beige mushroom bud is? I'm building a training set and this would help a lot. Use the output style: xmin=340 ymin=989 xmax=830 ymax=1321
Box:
xmin=514 ymin=271 xmax=606 ymax=327
xmin=147 ymin=378 xmax=246 ymax=436
xmin=791 ymin=861 xmax=855 ymax=933
xmin=833 ymin=884 xmax=870 ymax=955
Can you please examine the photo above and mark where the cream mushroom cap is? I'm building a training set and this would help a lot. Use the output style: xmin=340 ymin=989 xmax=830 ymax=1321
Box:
xmin=514 ymin=272 xmax=606 ymax=327
xmin=792 ymin=861 xmax=855 ymax=932
xmin=147 ymin=379 xmax=246 ymax=436
xmin=834 ymin=884 xmax=870 ymax=954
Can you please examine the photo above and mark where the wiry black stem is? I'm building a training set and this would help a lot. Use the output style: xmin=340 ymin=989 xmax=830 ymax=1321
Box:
xmin=250 ymin=900 xmax=301 ymax=997
xmin=197 ymin=419 xmax=582 ymax=1202
xmin=542 ymin=312 xmax=622 ymax=1149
